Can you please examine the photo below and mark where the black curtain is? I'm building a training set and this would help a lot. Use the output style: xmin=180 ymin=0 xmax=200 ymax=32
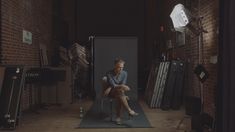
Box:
xmin=217 ymin=0 xmax=235 ymax=131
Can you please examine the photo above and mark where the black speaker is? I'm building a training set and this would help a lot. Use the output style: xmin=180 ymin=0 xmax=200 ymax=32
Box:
xmin=185 ymin=96 xmax=201 ymax=115
xmin=191 ymin=114 xmax=203 ymax=132
xmin=52 ymin=70 xmax=66 ymax=81
xmin=191 ymin=113 xmax=214 ymax=131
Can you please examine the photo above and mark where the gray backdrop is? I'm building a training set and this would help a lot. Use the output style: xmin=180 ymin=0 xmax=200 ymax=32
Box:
xmin=93 ymin=36 xmax=138 ymax=100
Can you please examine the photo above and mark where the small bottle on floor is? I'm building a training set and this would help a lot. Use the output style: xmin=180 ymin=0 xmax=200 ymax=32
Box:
xmin=79 ymin=107 xmax=84 ymax=119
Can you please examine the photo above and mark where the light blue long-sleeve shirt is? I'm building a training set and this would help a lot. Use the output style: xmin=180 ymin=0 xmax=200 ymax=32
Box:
xmin=106 ymin=70 xmax=127 ymax=88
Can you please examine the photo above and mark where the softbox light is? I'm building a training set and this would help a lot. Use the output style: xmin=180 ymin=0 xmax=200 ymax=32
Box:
xmin=170 ymin=4 xmax=191 ymax=32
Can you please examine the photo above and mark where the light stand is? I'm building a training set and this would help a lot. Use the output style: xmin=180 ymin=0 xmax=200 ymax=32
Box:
xmin=170 ymin=3 xmax=208 ymax=130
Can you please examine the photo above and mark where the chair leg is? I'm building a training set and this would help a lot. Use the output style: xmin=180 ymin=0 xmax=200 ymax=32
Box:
xmin=127 ymin=100 xmax=132 ymax=120
xmin=101 ymin=99 xmax=104 ymax=113
xmin=110 ymin=100 xmax=113 ymax=121
xmin=128 ymin=114 xmax=132 ymax=120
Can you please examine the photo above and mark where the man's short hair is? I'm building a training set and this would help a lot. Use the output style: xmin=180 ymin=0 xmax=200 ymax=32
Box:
xmin=114 ymin=58 xmax=125 ymax=65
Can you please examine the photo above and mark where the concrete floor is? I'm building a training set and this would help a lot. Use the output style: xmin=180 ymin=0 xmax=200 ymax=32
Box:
xmin=1 ymin=98 xmax=191 ymax=132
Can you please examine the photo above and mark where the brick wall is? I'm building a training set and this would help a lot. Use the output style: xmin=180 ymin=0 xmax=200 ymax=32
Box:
xmin=161 ymin=0 xmax=219 ymax=117
xmin=1 ymin=0 xmax=54 ymax=110
xmin=1 ymin=0 xmax=54 ymax=65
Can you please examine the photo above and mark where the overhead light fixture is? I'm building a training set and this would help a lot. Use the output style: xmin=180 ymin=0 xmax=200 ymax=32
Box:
xmin=170 ymin=3 xmax=208 ymax=35
xmin=170 ymin=4 xmax=191 ymax=32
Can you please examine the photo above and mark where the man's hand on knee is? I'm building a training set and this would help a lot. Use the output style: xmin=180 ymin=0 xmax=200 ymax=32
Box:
xmin=120 ymin=84 xmax=130 ymax=91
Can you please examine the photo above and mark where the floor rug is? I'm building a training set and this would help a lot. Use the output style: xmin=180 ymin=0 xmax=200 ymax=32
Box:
xmin=78 ymin=100 xmax=152 ymax=128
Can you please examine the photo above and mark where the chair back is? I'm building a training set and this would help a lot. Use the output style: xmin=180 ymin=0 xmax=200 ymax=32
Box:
xmin=101 ymin=76 xmax=109 ymax=95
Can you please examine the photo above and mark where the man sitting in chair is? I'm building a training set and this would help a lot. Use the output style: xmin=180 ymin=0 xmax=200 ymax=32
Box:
xmin=103 ymin=58 xmax=138 ymax=125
